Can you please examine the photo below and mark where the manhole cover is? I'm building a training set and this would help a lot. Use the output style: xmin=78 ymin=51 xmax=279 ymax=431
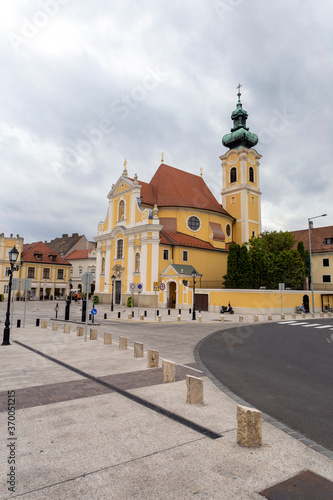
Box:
xmin=260 ymin=470 xmax=333 ymax=499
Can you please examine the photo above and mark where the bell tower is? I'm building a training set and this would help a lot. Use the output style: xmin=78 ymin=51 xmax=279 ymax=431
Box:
xmin=220 ymin=85 xmax=262 ymax=245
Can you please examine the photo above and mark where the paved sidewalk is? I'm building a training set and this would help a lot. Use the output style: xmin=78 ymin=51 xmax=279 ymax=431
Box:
xmin=0 ymin=314 xmax=333 ymax=499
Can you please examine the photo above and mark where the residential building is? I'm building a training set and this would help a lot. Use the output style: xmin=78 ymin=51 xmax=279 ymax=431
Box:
xmin=46 ymin=233 xmax=95 ymax=258
xmin=0 ymin=233 xmax=24 ymax=299
xmin=21 ymin=241 xmax=71 ymax=300
xmin=66 ymin=248 xmax=97 ymax=294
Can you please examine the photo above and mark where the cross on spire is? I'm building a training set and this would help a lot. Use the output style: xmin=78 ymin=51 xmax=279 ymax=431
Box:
xmin=236 ymin=83 xmax=242 ymax=102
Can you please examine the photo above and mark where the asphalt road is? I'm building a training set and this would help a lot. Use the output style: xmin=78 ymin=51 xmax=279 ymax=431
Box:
xmin=199 ymin=319 xmax=333 ymax=451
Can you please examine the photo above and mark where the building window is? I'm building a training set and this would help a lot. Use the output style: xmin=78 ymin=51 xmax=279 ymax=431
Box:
xmin=91 ymin=268 xmax=95 ymax=276
xmin=226 ymin=224 xmax=231 ymax=238
xmin=325 ymin=238 xmax=332 ymax=245
xmin=43 ymin=268 xmax=50 ymax=279
xmin=187 ymin=216 xmax=201 ymax=231
xmin=71 ymin=268 xmax=73 ymax=276
xmin=49 ymin=255 xmax=57 ymax=262
xmin=79 ymin=268 xmax=83 ymax=276
xmin=249 ymin=166 xmax=254 ymax=183
xmin=231 ymin=196 xmax=236 ymax=205
xmin=252 ymin=231 xmax=256 ymax=237
xmin=323 ymin=275 xmax=331 ymax=283
xmin=35 ymin=253 xmax=42 ymax=261
xmin=57 ymin=269 xmax=64 ymax=280
xmin=230 ymin=167 xmax=237 ymax=183
xmin=4 ymin=285 xmax=9 ymax=293
xmin=135 ymin=252 xmax=140 ymax=272
xmin=183 ymin=250 xmax=188 ymax=262
xmin=251 ymin=196 xmax=255 ymax=204
xmin=5 ymin=267 xmax=10 ymax=276
xmin=116 ymin=239 xmax=123 ymax=259
xmin=323 ymin=258 xmax=330 ymax=267
xmin=163 ymin=249 xmax=169 ymax=260
xmin=28 ymin=267 xmax=35 ymax=279
xmin=118 ymin=200 xmax=125 ymax=220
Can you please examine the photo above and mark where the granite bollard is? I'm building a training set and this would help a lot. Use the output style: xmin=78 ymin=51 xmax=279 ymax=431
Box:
xmin=41 ymin=320 xmax=48 ymax=329
xmin=186 ymin=375 xmax=203 ymax=404
xmin=237 ymin=405 xmax=262 ymax=448
xmin=147 ymin=349 xmax=159 ymax=368
xmin=104 ymin=333 xmax=112 ymax=344
xmin=64 ymin=324 xmax=71 ymax=334
xmin=239 ymin=315 xmax=243 ymax=323
xmin=134 ymin=341 xmax=144 ymax=358
xmin=77 ymin=326 xmax=84 ymax=337
xmin=162 ymin=360 xmax=176 ymax=383
xmin=268 ymin=314 xmax=272 ymax=321
xmin=220 ymin=315 xmax=224 ymax=323
xmin=281 ymin=313 xmax=285 ymax=320
xmin=119 ymin=336 xmax=128 ymax=350
xmin=52 ymin=322 xmax=58 ymax=331
xmin=90 ymin=329 xmax=98 ymax=340
xmin=254 ymin=315 xmax=259 ymax=322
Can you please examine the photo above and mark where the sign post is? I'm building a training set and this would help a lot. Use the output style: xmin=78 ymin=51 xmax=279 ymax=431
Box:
xmin=130 ymin=283 xmax=136 ymax=317
xmin=82 ymin=272 xmax=94 ymax=341
xmin=21 ymin=278 xmax=32 ymax=328
xmin=137 ymin=283 xmax=143 ymax=318
xmin=153 ymin=282 xmax=159 ymax=321
xmin=11 ymin=278 xmax=20 ymax=329
xmin=279 ymin=283 xmax=285 ymax=313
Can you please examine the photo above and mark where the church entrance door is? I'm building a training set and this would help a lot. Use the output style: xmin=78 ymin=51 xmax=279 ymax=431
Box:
xmin=115 ymin=280 xmax=122 ymax=305
xmin=168 ymin=282 xmax=176 ymax=308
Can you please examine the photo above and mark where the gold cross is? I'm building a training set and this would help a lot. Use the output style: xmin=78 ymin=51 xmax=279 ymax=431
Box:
xmin=161 ymin=152 xmax=164 ymax=163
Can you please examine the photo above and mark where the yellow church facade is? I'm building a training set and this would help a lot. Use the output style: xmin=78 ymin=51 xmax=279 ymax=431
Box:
xmin=95 ymin=90 xmax=262 ymax=309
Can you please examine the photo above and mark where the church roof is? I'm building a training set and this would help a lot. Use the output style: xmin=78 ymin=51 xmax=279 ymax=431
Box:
xmin=160 ymin=230 xmax=216 ymax=250
xmin=222 ymin=87 xmax=258 ymax=150
xmin=139 ymin=164 xmax=230 ymax=216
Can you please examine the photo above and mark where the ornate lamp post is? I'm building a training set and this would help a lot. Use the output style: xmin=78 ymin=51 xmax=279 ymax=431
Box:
xmin=308 ymin=214 xmax=327 ymax=313
xmin=111 ymin=274 xmax=116 ymax=311
xmin=2 ymin=246 xmax=19 ymax=346
xmin=191 ymin=270 xmax=197 ymax=321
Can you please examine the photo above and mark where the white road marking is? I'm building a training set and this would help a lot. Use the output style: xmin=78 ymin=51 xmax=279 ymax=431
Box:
xmin=314 ymin=325 xmax=333 ymax=329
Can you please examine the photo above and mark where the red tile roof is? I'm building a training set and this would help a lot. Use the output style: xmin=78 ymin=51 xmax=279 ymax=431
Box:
xmin=66 ymin=249 xmax=94 ymax=260
xmin=160 ymin=230 xmax=217 ymax=250
xmin=291 ymin=226 xmax=333 ymax=253
xmin=139 ymin=164 xmax=231 ymax=216
xmin=22 ymin=242 xmax=71 ymax=265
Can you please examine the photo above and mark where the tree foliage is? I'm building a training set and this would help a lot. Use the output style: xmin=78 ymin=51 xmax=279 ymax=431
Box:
xmin=224 ymin=231 xmax=305 ymax=289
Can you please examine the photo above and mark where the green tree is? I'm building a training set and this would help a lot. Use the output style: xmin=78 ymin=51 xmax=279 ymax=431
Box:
xmin=238 ymin=244 xmax=252 ymax=288
xmin=224 ymin=243 xmax=240 ymax=288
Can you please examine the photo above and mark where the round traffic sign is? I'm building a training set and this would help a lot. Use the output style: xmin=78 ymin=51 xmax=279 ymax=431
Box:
xmin=160 ymin=283 xmax=166 ymax=291
xmin=130 ymin=283 xmax=136 ymax=291
xmin=91 ymin=308 xmax=97 ymax=315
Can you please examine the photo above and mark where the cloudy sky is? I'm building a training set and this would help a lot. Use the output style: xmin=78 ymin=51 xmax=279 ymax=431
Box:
xmin=1 ymin=0 xmax=332 ymax=243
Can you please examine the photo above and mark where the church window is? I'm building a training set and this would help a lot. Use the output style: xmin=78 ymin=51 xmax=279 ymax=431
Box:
xmin=230 ymin=167 xmax=237 ymax=183
xmin=187 ymin=216 xmax=201 ymax=231
xmin=251 ymin=196 xmax=255 ymax=204
xmin=116 ymin=239 xmax=123 ymax=259
xmin=231 ymin=197 xmax=236 ymax=204
xmin=183 ymin=250 xmax=188 ymax=262
xmin=249 ymin=167 xmax=254 ymax=183
xmin=135 ymin=252 xmax=140 ymax=272
xmin=226 ymin=224 xmax=231 ymax=238
xmin=163 ymin=249 xmax=169 ymax=260
xmin=101 ymin=257 xmax=105 ymax=273
xmin=252 ymin=231 xmax=256 ymax=237
xmin=118 ymin=200 xmax=125 ymax=220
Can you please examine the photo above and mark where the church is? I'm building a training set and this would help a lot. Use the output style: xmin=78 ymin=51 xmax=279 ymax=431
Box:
xmin=94 ymin=89 xmax=262 ymax=309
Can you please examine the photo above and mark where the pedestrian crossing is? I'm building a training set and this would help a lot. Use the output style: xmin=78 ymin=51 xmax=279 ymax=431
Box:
xmin=278 ymin=320 xmax=333 ymax=330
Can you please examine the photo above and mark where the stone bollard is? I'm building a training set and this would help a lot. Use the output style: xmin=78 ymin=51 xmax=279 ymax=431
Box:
xmin=128 ymin=313 xmax=132 ymax=320
xmin=268 ymin=314 xmax=272 ymax=321
xmin=147 ymin=349 xmax=159 ymax=368
xmin=237 ymin=405 xmax=262 ymax=448
xmin=302 ymin=313 xmax=306 ymax=319
xmin=311 ymin=312 xmax=315 ymax=318
xmin=220 ymin=315 xmax=224 ymax=323
xmin=239 ymin=315 xmax=243 ymax=323
xmin=198 ymin=315 xmax=202 ymax=323
xmin=254 ymin=315 xmax=259 ymax=322
xmin=186 ymin=375 xmax=203 ymax=404
xmin=119 ymin=337 xmax=128 ymax=350
xmin=162 ymin=360 xmax=176 ymax=383
xmin=41 ymin=320 xmax=48 ymax=329
xmin=292 ymin=313 xmax=296 ymax=319
xmin=104 ymin=333 xmax=112 ymax=344
xmin=320 ymin=312 xmax=324 ymax=318
xmin=328 ymin=312 xmax=332 ymax=318
xmin=158 ymin=315 xmax=162 ymax=322
xmin=134 ymin=341 xmax=144 ymax=358
xmin=64 ymin=324 xmax=71 ymax=334
xmin=281 ymin=313 xmax=285 ymax=320
xmin=52 ymin=322 xmax=58 ymax=331
xmin=90 ymin=329 xmax=98 ymax=340
xmin=140 ymin=314 xmax=144 ymax=321
xmin=177 ymin=315 xmax=181 ymax=323
xmin=77 ymin=326 xmax=84 ymax=337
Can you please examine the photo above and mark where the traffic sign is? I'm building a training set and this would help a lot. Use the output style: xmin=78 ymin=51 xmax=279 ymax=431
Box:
xmin=137 ymin=283 xmax=143 ymax=293
xmin=21 ymin=278 xmax=32 ymax=291
xmin=91 ymin=308 xmax=97 ymax=315
xmin=153 ymin=282 xmax=159 ymax=292
xmin=160 ymin=283 xmax=165 ymax=291
xmin=130 ymin=283 xmax=136 ymax=291
xmin=82 ymin=272 xmax=94 ymax=286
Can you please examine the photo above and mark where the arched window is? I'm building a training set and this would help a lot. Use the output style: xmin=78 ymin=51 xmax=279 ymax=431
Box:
xmin=249 ymin=166 xmax=254 ymax=183
xmin=135 ymin=252 xmax=140 ymax=272
xmin=118 ymin=200 xmax=125 ymax=220
xmin=230 ymin=167 xmax=237 ymax=183
xmin=116 ymin=239 xmax=123 ymax=259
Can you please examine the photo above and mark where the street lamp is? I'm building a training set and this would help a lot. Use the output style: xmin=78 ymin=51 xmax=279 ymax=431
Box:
xmin=308 ymin=214 xmax=327 ymax=313
xmin=69 ymin=278 xmax=72 ymax=303
xmin=2 ymin=246 xmax=19 ymax=346
xmin=191 ymin=270 xmax=197 ymax=320
xmin=111 ymin=274 xmax=116 ymax=311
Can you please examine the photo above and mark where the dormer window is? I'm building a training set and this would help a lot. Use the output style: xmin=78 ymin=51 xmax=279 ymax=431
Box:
xmin=325 ymin=238 xmax=332 ymax=245
xmin=49 ymin=254 xmax=57 ymax=262
xmin=34 ymin=253 xmax=42 ymax=261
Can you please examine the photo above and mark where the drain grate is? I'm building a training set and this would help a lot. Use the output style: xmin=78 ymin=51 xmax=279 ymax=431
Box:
xmin=260 ymin=470 xmax=333 ymax=499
